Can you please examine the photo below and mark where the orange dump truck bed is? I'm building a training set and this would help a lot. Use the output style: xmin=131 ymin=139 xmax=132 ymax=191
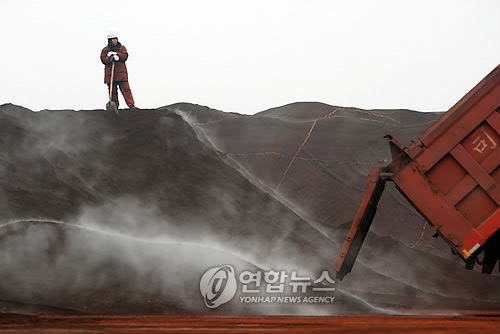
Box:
xmin=336 ymin=65 xmax=500 ymax=280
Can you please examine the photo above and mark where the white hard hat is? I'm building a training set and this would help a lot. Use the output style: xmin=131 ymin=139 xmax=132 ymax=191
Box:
xmin=107 ymin=31 xmax=118 ymax=39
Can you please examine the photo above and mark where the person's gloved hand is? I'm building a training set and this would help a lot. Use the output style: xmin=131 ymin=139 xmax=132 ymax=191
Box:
xmin=107 ymin=51 xmax=117 ymax=57
xmin=113 ymin=54 xmax=119 ymax=61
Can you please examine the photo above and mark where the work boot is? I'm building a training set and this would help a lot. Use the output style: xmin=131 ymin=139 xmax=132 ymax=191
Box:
xmin=129 ymin=105 xmax=139 ymax=110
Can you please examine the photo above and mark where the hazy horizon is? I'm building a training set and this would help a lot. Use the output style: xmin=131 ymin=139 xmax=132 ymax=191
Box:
xmin=1 ymin=0 xmax=499 ymax=114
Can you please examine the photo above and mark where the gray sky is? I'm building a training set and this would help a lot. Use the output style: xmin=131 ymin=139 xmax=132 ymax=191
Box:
xmin=1 ymin=0 xmax=499 ymax=114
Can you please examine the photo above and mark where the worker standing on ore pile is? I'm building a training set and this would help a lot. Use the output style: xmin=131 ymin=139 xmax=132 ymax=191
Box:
xmin=100 ymin=32 xmax=137 ymax=109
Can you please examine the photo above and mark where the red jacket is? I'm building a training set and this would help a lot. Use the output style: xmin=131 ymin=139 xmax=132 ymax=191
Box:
xmin=100 ymin=44 xmax=129 ymax=83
